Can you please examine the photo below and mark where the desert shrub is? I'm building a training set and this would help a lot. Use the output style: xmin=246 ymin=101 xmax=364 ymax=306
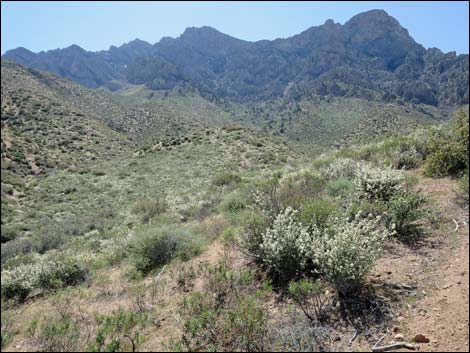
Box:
xmin=355 ymin=165 xmax=403 ymax=202
xmin=131 ymin=197 xmax=168 ymax=224
xmin=37 ymin=257 xmax=88 ymax=290
xmin=1 ymin=255 xmax=88 ymax=300
xmin=315 ymin=215 xmax=390 ymax=295
xmin=278 ymin=172 xmax=326 ymax=209
xmin=386 ymin=190 xmax=427 ymax=241
xmin=254 ymin=171 xmax=326 ymax=214
xmin=1 ymin=224 xmax=23 ymax=243
xmin=34 ymin=313 xmax=80 ymax=352
xmin=31 ymin=232 xmax=67 ymax=254
xmin=423 ymin=110 xmax=469 ymax=177
xmin=238 ymin=211 xmax=270 ymax=260
xmin=174 ymin=260 xmax=269 ymax=352
xmin=326 ymin=178 xmax=355 ymax=199
xmin=129 ymin=225 xmax=203 ymax=274
xmin=390 ymin=144 xmax=422 ymax=170
xmin=213 ymin=171 xmax=242 ymax=186
xmin=423 ymin=142 xmax=468 ymax=177
xmin=288 ymin=279 xmax=329 ymax=324
xmin=1 ymin=238 xmax=35 ymax=263
xmin=259 ymin=208 xmax=312 ymax=280
xmin=88 ymin=308 xmax=147 ymax=352
xmin=1 ymin=308 xmax=20 ymax=349
xmin=221 ymin=191 xmax=247 ymax=214
xmin=253 ymin=171 xmax=282 ymax=214
xmin=297 ymin=198 xmax=338 ymax=230
xmin=324 ymin=158 xmax=360 ymax=180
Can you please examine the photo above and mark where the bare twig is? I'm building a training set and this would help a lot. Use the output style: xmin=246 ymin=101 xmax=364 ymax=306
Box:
xmin=453 ymin=219 xmax=459 ymax=232
xmin=372 ymin=332 xmax=387 ymax=349
xmin=348 ymin=329 xmax=358 ymax=346
xmin=371 ymin=342 xmax=416 ymax=352
xmin=154 ymin=265 xmax=167 ymax=282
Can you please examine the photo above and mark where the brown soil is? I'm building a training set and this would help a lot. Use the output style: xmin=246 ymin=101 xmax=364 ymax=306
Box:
xmin=352 ymin=175 xmax=469 ymax=351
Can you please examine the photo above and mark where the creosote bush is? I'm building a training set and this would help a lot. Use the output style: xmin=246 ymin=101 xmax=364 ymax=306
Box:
xmin=89 ymin=308 xmax=148 ymax=352
xmin=129 ymin=225 xmax=203 ymax=275
xmin=386 ymin=190 xmax=427 ymax=241
xmin=173 ymin=259 xmax=270 ymax=352
xmin=423 ymin=110 xmax=469 ymax=177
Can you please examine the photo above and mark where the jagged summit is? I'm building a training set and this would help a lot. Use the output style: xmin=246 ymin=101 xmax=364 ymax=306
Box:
xmin=2 ymin=10 xmax=468 ymax=106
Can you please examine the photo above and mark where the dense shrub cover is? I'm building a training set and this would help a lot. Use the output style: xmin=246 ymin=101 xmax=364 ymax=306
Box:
xmin=423 ymin=110 xmax=469 ymax=177
xmin=259 ymin=208 xmax=312 ymax=280
xmin=315 ymin=214 xmax=390 ymax=295
xmin=386 ymin=190 xmax=427 ymax=241
xmin=355 ymin=165 xmax=403 ymax=202
xmin=129 ymin=225 xmax=203 ymax=274
xmin=1 ymin=253 xmax=88 ymax=300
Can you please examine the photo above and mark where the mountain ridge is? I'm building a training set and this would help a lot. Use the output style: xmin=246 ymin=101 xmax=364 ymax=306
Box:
xmin=3 ymin=9 xmax=469 ymax=106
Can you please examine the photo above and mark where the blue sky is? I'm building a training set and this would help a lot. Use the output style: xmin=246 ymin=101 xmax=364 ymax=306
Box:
xmin=1 ymin=1 xmax=469 ymax=55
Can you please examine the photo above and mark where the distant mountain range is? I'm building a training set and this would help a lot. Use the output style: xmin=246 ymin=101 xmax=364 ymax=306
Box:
xmin=3 ymin=10 xmax=469 ymax=107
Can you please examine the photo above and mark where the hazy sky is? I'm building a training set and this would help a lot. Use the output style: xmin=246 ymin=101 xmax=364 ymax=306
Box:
xmin=1 ymin=1 xmax=469 ymax=55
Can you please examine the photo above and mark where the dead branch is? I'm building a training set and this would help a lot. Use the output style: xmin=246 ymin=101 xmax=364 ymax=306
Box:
xmin=348 ymin=329 xmax=358 ymax=346
xmin=371 ymin=342 xmax=416 ymax=352
xmin=453 ymin=218 xmax=459 ymax=232
xmin=372 ymin=332 xmax=387 ymax=349
xmin=154 ymin=265 xmax=167 ymax=282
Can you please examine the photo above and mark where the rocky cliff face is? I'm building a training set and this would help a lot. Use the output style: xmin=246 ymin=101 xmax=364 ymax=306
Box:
xmin=3 ymin=10 xmax=468 ymax=106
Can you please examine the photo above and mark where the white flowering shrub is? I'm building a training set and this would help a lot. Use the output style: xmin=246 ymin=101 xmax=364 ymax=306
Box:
xmin=355 ymin=165 xmax=403 ymax=202
xmin=259 ymin=208 xmax=314 ymax=279
xmin=324 ymin=158 xmax=363 ymax=180
xmin=315 ymin=214 xmax=390 ymax=295
xmin=391 ymin=145 xmax=422 ymax=170
xmin=1 ymin=253 xmax=88 ymax=300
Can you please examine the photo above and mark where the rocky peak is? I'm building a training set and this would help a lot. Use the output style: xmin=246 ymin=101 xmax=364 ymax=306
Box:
xmin=344 ymin=9 xmax=421 ymax=68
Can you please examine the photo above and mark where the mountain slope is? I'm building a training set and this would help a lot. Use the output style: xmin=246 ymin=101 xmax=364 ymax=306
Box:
xmin=3 ymin=10 xmax=469 ymax=107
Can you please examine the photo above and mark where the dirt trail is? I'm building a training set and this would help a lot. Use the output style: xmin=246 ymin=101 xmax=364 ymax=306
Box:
xmin=367 ymin=176 xmax=469 ymax=352
xmin=401 ymin=176 xmax=469 ymax=352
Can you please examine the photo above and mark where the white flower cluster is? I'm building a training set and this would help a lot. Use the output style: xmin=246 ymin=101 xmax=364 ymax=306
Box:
xmin=355 ymin=164 xmax=403 ymax=201
xmin=1 ymin=251 xmax=90 ymax=299
xmin=254 ymin=207 xmax=391 ymax=292
xmin=259 ymin=207 xmax=312 ymax=278
xmin=324 ymin=158 xmax=364 ymax=180
xmin=315 ymin=214 xmax=391 ymax=293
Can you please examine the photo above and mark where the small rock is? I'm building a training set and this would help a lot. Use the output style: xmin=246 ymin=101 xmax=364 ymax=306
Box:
xmin=394 ymin=334 xmax=405 ymax=341
xmin=413 ymin=334 xmax=430 ymax=343
xmin=393 ymin=326 xmax=401 ymax=333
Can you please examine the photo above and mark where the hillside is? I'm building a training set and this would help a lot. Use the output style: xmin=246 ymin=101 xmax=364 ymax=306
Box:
xmin=3 ymin=10 xmax=469 ymax=107
xmin=1 ymin=7 xmax=469 ymax=353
